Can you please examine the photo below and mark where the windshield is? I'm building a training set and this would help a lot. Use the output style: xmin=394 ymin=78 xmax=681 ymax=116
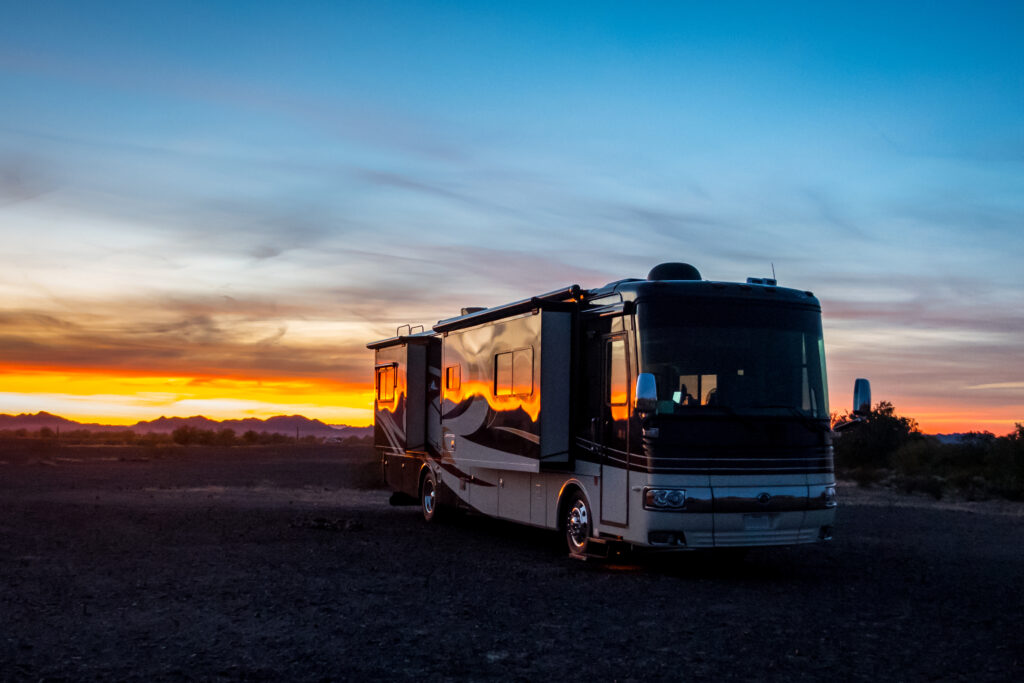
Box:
xmin=637 ymin=298 xmax=829 ymax=419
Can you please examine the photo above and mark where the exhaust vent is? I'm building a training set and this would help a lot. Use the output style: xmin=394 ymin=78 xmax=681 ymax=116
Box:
xmin=647 ymin=262 xmax=702 ymax=281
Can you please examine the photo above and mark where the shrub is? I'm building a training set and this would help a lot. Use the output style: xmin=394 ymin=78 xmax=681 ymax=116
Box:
xmin=893 ymin=473 xmax=945 ymax=500
xmin=171 ymin=426 xmax=198 ymax=445
xmin=838 ymin=414 xmax=1024 ymax=500
xmin=834 ymin=401 xmax=921 ymax=470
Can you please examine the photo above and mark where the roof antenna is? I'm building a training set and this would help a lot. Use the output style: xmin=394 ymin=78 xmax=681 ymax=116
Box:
xmin=771 ymin=262 xmax=776 ymax=280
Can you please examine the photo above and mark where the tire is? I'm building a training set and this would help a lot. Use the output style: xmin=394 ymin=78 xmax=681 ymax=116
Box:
xmin=563 ymin=490 xmax=592 ymax=556
xmin=420 ymin=470 xmax=439 ymax=523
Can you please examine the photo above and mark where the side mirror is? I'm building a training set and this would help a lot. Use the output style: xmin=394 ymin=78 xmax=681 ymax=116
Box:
xmin=635 ymin=373 xmax=657 ymax=415
xmin=853 ymin=378 xmax=871 ymax=416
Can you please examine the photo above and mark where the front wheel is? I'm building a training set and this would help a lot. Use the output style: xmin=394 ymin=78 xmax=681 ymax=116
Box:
xmin=564 ymin=490 xmax=592 ymax=556
xmin=421 ymin=470 xmax=439 ymax=523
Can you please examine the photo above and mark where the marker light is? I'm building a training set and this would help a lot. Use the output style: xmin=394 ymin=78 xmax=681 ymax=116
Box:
xmin=822 ymin=485 xmax=838 ymax=508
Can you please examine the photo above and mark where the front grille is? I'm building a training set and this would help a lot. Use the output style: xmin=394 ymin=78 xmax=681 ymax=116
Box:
xmin=632 ymin=447 xmax=834 ymax=475
xmin=714 ymin=528 xmax=820 ymax=547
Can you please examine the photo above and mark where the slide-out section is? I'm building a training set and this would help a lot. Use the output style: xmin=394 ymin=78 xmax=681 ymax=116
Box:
xmin=439 ymin=309 xmax=571 ymax=476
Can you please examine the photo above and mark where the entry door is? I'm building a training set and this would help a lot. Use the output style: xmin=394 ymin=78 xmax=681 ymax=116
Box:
xmin=600 ymin=334 xmax=630 ymax=526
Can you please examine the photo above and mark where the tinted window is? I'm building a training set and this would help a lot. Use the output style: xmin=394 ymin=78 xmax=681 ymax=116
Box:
xmin=496 ymin=347 xmax=534 ymax=396
xmin=638 ymin=300 xmax=828 ymax=418
xmin=609 ymin=338 xmax=628 ymax=406
xmin=445 ymin=364 xmax=461 ymax=391
xmin=375 ymin=365 xmax=395 ymax=402
xmin=513 ymin=348 xmax=533 ymax=395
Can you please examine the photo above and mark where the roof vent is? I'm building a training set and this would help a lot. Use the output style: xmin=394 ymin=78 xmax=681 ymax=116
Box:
xmin=460 ymin=307 xmax=486 ymax=316
xmin=647 ymin=263 xmax=702 ymax=281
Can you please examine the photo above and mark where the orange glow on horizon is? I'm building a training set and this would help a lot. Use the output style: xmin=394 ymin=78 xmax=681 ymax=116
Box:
xmin=0 ymin=364 xmax=374 ymax=426
xmin=907 ymin=409 xmax=1021 ymax=437
xmin=2 ymin=364 xmax=1018 ymax=436
xmin=829 ymin=389 xmax=1021 ymax=436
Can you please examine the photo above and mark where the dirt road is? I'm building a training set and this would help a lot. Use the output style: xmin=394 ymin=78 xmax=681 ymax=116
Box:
xmin=1 ymin=443 xmax=1022 ymax=680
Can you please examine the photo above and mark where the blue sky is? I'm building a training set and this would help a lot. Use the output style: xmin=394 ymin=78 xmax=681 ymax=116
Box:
xmin=1 ymin=1 xmax=1022 ymax=431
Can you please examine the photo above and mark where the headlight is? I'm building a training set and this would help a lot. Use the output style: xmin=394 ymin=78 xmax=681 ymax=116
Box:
xmin=643 ymin=487 xmax=687 ymax=510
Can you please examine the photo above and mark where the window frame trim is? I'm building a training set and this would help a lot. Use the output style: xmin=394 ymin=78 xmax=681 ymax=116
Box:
xmin=374 ymin=362 xmax=397 ymax=403
xmin=444 ymin=363 xmax=461 ymax=392
xmin=606 ymin=334 xmax=630 ymax=408
xmin=493 ymin=346 xmax=535 ymax=398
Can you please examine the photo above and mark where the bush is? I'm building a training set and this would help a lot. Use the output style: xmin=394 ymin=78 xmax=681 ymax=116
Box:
xmin=834 ymin=401 xmax=921 ymax=470
xmin=214 ymin=428 xmax=237 ymax=447
xmin=838 ymin=413 xmax=1024 ymax=500
xmin=171 ymin=425 xmax=198 ymax=445
xmin=847 ymin=466 xmax=885 ymax=487
xmin=892 ymin=473 xmax=945 ymax=500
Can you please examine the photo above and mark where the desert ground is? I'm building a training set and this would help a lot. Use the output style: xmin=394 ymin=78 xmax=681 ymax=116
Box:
xmin=1 ymin=440 xmax=1022 ymax=681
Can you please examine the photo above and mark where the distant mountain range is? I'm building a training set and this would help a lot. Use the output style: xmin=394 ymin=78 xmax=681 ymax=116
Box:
xmin=3 ymin=411 xmax=978 ymax=443
xmin=932 ymin=433 xmax=994 ymax=444
xmin=0 ymin=412 xmax=372 ymax=439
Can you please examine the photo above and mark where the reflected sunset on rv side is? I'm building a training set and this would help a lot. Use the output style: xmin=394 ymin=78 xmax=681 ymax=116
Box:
xmin=1 ymin=2 xmax=1022 ymax=435
xmin=441 ymin=379 xmax=542 ymax=424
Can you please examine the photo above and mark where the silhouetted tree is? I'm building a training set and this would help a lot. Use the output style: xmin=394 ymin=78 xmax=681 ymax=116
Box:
xmin=172 ymin=425 xmax=196 ymax=445
xmin=834 ymin=401 xmax=921 ymax=470
xmin=214 ymin=428 xmax=236 ymax=447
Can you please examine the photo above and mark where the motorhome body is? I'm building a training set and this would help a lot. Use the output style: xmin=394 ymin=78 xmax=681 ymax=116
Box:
xmin=368 ymin=263 xmax=838 ymax=555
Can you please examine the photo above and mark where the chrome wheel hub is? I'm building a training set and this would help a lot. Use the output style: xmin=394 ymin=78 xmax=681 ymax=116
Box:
xmin=423 ymin=482 xmax=435 ymax=514
xmin=567 ymin=500 xmax=589 ymax=549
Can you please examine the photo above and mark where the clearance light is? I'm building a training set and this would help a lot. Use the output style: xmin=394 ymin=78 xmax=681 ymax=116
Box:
xmin=643 ymin=488 xmax=687 ymax=510
xmin=822 ymin=485 xmax=838 ymax=508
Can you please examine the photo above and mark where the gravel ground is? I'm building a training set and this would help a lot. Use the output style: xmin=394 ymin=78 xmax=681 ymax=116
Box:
xmin=1 ymin=442 xmax=1022 ymax=681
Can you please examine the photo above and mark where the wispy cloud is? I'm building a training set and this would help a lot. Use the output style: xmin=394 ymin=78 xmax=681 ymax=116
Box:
xmin=2 ymin=2 xmax=1022 ymax=432
xmin=0 ymin=300 xmax=370 ymax=381
xmin=0 ymin=45 xmax=471 ymax=164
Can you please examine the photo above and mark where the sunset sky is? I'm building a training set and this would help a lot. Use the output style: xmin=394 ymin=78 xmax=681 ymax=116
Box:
xmin=1 ymin=1 xmax=1022 ymax=433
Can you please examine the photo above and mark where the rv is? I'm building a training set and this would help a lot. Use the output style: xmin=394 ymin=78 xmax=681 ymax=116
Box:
xmin=368 ymin=263 xmax=838 ymax=557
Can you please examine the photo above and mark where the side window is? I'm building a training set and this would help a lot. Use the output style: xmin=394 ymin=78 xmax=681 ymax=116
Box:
xmin=512 ymin=348 xmax=533 ymax=395
xmin=375 ymin=365 xmax=395 ymax=402
xmin=608 ymin=338 xmax=628 ymax=406
xmin=444 ymin=364 xmax=461 ymax=391
xmin=495 ymin=352 xmax=513 ymax=396
xmin=495 ymin=347 xmax=534 ymax=396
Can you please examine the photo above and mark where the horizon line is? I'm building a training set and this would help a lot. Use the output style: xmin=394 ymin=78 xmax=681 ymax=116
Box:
xmin=0 ymin=411 xmax=373 ymax=429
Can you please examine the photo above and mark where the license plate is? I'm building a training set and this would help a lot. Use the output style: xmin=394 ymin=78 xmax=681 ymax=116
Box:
xmin=743 ymin=514 xmax=776 ymax=531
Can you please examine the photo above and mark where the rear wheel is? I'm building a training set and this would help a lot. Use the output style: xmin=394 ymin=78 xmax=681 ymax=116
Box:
xmin=564 ymin=490 xmax=591 ymax=556
xmin=421 ymin=470 xmax=439 ymax=522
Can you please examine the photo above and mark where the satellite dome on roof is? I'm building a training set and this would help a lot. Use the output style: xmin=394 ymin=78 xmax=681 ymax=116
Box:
xmin=647 ymin=262 xmax=702 ymax=281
